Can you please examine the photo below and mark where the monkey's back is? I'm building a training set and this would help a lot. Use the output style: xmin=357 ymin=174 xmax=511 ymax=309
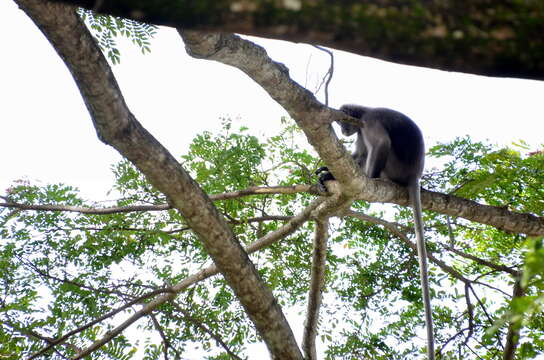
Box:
xmin=364 ymin=108 xmax=425 ymax=184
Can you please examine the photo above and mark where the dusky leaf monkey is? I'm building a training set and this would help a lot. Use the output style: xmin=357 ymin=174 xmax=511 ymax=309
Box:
xmin=316 ymin=104 xmax=434 ymax=360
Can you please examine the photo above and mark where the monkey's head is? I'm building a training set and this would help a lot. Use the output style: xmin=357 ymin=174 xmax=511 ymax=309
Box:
xmin=337 ymin=122 xmax=359 ymax=136
xmin=337 ymin=104 xmax=367 ymax=137
xmin=339 ymin=104 xmax=368 ymax=118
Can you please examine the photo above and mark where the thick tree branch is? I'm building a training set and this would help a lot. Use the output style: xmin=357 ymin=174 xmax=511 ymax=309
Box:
xmin=16 ymin=2 xmax=302 ymax=359
xmin=417 ymin=189 xmax=544 ymax=237
xmin=302 ymin=218 xmax=329 ymax=360
xmin=178 ymin=31 xmax=544 ymax=236
xmin=46 ymin=0 xmax=544 ymax=80
xmin=179 ymin=30 xmax=363 ymax=197
xmin=3 ymin=183 xmax=542 ymax=235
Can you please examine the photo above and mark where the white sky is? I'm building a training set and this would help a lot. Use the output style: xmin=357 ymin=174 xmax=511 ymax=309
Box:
xmin=1 ymin=1 xmax=543 ymax=357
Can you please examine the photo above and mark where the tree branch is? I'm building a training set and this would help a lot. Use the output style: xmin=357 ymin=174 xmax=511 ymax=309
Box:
xmin=312 ymin=45 xmax=334 ymax=106
xmin=468 ymin=285 xmax=504 ymax=351
xmin=463 ymin=283 xmax=475 ymax=347
xmin=170 ymin=302 xmax=244 ymax=360
xmin=4 ymin=182 xmax=542 ymax=236
xmin=0 ymin=201 xmax=170 ymax=214
xmin=417 ymin=189 xmax=544 ymax=237
xmin=344 ymin=210 xmax=473 ymax=283
xmin=45 ymin=0 xmax=544 ymax=80
xmin=50 ymin=197 xmax=324 ymax=359
xmin=442 ymin=245 xmax=520 ymax=276
xmin=178 ymin=30 xmax=544 ymax=236
xmin=16 ymin=2 xmax=302 ymax=359
xmin=1 ymin=317 xmax=79 ymax=358
xmin=0 ymin=185 xmax=317 ymax=214
xmin=344 ymin=210 xmax=517 ymax=357
xmin=503 ymin=277 xmax=526 ymax=360
xmin=149 ymin=313 xmax=183 ymax=360
xmin=302 ymin=217 xmax=329 ymax=360
xmin=28 ymin=288 xmax=171 ymax=359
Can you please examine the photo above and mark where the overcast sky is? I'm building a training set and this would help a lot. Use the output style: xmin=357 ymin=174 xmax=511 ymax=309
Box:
xmin=2 ymin=1 xmax=543 ymax=201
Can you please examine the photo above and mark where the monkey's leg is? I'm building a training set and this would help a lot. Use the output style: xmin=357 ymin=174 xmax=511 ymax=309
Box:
xmin=362 ymin=125 xmax=390 ymax=178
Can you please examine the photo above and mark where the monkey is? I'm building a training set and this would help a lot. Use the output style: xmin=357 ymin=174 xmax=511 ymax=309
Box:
xmin=316 ymin=104 xmax=435 ymax=360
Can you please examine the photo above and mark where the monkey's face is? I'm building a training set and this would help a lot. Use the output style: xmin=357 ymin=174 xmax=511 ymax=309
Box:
xmin=337 ymin=122 xmax=359 ymax=137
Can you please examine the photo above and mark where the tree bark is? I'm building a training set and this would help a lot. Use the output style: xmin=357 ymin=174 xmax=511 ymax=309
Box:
xmin=503 ymin=279 xmax=526 ymax=360
xmin=302 ymin=218 xmax=329 ymax=360
xmin=15 ymin=1 xmax=303 ymax=359
xmin=45 ymin=0 xmax=544 ymax=80
xmin=179 ymin=30 xmax=544 ymax=236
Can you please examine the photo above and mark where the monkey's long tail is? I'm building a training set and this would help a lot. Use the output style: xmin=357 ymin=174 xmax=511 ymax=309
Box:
xmin=409 ymin=182 xmax=435 ymax=360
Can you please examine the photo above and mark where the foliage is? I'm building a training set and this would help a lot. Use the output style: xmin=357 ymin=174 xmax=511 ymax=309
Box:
xmin=1 ymin=121 xmax=543 ymax=359
xmin=78 ymin=9 xmax=157 ymax=64
xmin=428 ymin=137 xmax=544 ymax=215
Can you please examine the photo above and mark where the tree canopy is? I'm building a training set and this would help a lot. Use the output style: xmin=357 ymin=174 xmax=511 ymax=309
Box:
xmin=1 ymin=1 xmax=544 ymax=359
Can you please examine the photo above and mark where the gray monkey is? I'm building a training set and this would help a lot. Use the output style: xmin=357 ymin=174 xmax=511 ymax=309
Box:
xmin=316 ymin=104 xmax=434 ymax=360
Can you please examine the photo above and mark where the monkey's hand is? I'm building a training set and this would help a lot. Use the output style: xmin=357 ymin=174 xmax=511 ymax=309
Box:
xmin=315 ymin=166 xmax=336 ymax=192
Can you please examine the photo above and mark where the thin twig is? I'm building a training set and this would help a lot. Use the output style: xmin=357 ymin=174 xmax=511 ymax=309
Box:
xmin=150 ymin=313 xmax=173 ymax=360
xmin=313 ymin=45 xmax=334 ymax=106
xmin=436 ymin=327 xmax=469 ymax=356
xmin=0 ymin=185 xmax=316 ymax=215
xmin=48 ymin=215 xmax=292 ymax=236
xmin=171 ymin=302 xmax=245 ymax=360
xmin=468 ymin=285 xmax=504 ymax=351
xmin=443 ymin=245 xmax=520 ymax=276
xmin=345 ymin=210 xmax=472 ymax=284
xmin=28 ymin=288 xmax=171 ymax=360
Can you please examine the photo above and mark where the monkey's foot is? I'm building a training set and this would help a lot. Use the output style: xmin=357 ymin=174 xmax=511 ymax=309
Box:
xmin=315 ymin=166 xmax=336 ymax=192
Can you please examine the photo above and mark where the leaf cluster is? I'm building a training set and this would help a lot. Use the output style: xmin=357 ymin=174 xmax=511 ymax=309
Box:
xmin=1 ymin=123 xmax=543 ymax=359
xmin=78 ymin=9 xmax=157 ymax=64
